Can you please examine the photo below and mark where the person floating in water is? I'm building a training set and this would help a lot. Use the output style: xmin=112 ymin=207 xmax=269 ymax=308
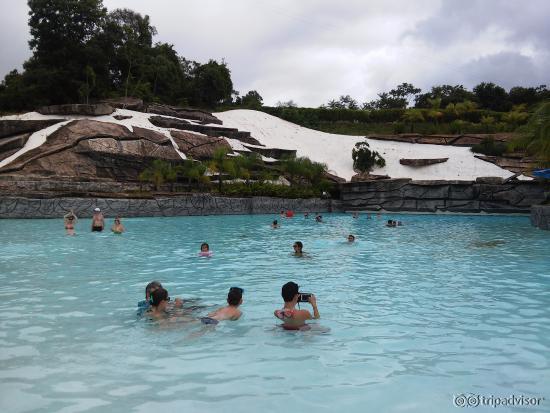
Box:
xmin=293 ymin=241 xmax=304 ymax=257
xmin=315 ymin=214 xmax=323 ymax=222
xmin=274 ymin=282 xmax=320 ymax=330
xmin=347 ymin=234 xmax=355 ymax=243
xmin=199 ymin=242 xmax=213 ymax=257
xmin=201 ymin=287 xmax=244 ymax=325
xmin=91 ymin=208 xmax=105 ymax=232
xmin=111 ymin=216 xmax=125 ymax=234
xmin=271 ymin=220 xmax=280 ymax=229
xmin=63 ymin=209 xmax=77 ymax=236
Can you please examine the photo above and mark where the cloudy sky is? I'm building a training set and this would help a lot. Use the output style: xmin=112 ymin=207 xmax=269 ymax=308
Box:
xmin=1 ymin=0 xmax=549 ymax=107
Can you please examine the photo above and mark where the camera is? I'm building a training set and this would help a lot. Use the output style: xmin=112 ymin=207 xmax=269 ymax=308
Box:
xmin=298 ymin=293 xmax=312 ymax=302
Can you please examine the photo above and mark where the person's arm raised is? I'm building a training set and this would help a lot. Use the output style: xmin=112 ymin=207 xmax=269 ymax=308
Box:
xmin=309 ymin=295 xmax=320 ymax=319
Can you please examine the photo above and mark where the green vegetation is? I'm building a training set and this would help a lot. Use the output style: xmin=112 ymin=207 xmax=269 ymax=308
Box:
xmin=0 ymin=0 xmax=238 ymax=111
xmin=470 ymin=138 xmax=507 ymax=157
xmin=509 ymin=102 xmax=550 ymax=166
xmin=138 ymin=153 xmax=333 ymax=197
xmin=352 ymin=141 xmax=385 ymax=173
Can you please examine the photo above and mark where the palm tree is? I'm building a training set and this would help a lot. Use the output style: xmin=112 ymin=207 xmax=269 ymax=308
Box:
xmin=480 ymin=116 xmax=495 ymax=133
xmin=139 ymin=160 xmax=176 ymax=191
xmin=509 ymin=102 xmax=550 ymax=166
xmin=401 ymin=109 xmax=425 ymax=133
xmin=208 ymin=147 xmax=235 ymax=192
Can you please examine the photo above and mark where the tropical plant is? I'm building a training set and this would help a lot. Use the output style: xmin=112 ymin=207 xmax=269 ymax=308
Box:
xmin=208 ymin=147 xmax=236 ymax=192
xmin=509 ymin=102 xmax=550 ymax=166
xmin=401 ymin=109 xmax=425 ymax=133
xmin=480 ymin=115 xmax=495 ymax=133
xmin=138 ymin=159 xmax=177 ymax=191
xmin=178 ymin=158 xmax=209 ymax=188
xmin=351 ymin=141 xmax=385 ymax=173
xmin=471 ymin=137 xmax=507 ymax=157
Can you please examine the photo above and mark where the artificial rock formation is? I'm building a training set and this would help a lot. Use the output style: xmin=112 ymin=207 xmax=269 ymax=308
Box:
xmin=0 ymin=119 xmax=182 ymax=181
xmin=399 ymin=158 xmax=448 ymax=167
xmin=341 ymin=179 xmax=548 ymax=213
xmin=38 ymin=104 xmax=115 ymax=116
xmin=170 ymin=130 xmax=232 ymax=160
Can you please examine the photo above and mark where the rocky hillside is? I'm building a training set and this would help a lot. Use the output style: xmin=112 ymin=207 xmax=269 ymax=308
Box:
xmin=0 ymin=101 xmax=533 ymax=199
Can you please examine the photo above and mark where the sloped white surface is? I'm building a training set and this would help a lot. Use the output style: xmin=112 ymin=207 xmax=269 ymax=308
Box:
xmin=215 ymin=109 xmax=518 ymax=181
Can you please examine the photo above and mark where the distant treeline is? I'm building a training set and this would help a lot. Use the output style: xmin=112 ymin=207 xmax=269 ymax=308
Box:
xmin=0 ymin=0 xmax=245 ymax=112
xmin=1 ymin=1 xmax=548 ymax=119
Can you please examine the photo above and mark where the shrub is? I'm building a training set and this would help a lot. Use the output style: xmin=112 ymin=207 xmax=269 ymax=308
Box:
xmin=471 ymin=138 xmax=507 ymax=157
xmin=352 ymin=140 xmax=386 ymax=172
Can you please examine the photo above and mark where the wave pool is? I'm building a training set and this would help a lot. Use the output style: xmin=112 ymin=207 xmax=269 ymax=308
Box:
xmin=0 ymin=213 xmax=549 ymax=413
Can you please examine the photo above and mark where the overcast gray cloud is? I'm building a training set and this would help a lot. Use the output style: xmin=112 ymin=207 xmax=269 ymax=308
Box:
xmin=1 ymin=0 xmax=549 ymax=106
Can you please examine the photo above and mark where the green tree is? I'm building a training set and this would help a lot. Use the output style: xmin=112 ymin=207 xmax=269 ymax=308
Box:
xmin=16 ymin=0 xmax=107 ymax=105
xmin=473 ymin=82 xmax=511 ymax=112
xmin=240 ymin=90 xmax=263 ymax=109
xmin=401 ymin=109 xmax=425 ymax=133
xmin=191 ymin=60 xmax=233 ymax=108
xmin=352 ymin=141 xmax=385 ymax=173
xmin=415 ymin=84 xmax=475 ymax=108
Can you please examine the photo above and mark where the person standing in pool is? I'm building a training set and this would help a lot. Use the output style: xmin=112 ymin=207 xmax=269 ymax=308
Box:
xmin=201 ymin=287 xmax=244 ymax=324
xmin=91 ymin=208 xmax=105 ymax=232
xmin=271 ymin=220 xmax=280 ymax=229
xmin=111 ymin=217 xmax=125 ymax=234
xmin=274 ymin=282 xmax=320 ymax=330
xmin=64 ymin=209 xmax=78 ymax=236
xmin=347 ymin=234 xmax=355 ymax=243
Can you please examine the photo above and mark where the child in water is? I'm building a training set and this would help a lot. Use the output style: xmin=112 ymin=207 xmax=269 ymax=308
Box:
xmin=199 ymin=242 xmax=213 ymax=257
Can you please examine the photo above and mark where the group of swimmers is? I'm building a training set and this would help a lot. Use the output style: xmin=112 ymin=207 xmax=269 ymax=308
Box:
xmin=63 ymin=207 xmax=125 ymax=235
xmin=139 ymin=280 xmax=319 ymax=330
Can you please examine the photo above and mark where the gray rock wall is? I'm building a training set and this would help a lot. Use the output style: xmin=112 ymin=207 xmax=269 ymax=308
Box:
xmin=0 ymin=195 xmax=339 ymax=218
xmin=341 ymin=179 xmax=549 ymax=213
xmin=530 ymin=205 xmax=550 ymax=230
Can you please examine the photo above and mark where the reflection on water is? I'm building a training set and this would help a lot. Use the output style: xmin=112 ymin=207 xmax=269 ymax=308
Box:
xmin=0 ymin=214 xmax=549 ymax=413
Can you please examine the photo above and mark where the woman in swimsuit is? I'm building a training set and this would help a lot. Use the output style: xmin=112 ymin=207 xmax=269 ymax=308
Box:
xmin=274 ymin=282 xmax=320 ymax=330
xmin=64 ymin=210 xmax=77 ymax=236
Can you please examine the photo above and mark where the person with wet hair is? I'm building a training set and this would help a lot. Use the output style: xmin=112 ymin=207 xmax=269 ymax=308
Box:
xmin=149 ymin=287 xmax=170 ymax=318
xmin=201 ymin=287 xmax=244 ymax=325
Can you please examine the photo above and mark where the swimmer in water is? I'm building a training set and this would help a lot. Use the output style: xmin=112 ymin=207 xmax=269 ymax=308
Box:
xmin=111 ymin=216 xmax=125 ymax=234
xmin=148 ymin=287 xmax=171 ymax=318
xmin=137 ymin=281 xmax=183 ymax=316
xmin=304 ymin=212 xmax=309 ymax=218
xmin=293 ymin=241 xmax=304 ymax=257
xmin=347 ymin=234 xmax=355 ymax=243
xmin=64 ymin=209 xmax=77 ymax=235
xmin=271 ymin=220 xmax=280 ymax=229
xmin=315 ymin=214 xmax=323 ymax=222
xmin=274 ymin=282 xmax=320 ymax=330
xmin=201 ymin=287 xmax=243 ymax=325
xmin=199 ymin=242 xmax=213 ymax=257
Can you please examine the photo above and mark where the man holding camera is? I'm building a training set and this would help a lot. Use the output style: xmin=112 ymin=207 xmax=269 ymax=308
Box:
xmin=274 ymin=281 xmax=320 ymax=330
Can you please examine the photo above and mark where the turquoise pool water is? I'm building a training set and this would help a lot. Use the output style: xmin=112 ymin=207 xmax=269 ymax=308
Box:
xmin=0 ymin=213 xmax=549 ymax=413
